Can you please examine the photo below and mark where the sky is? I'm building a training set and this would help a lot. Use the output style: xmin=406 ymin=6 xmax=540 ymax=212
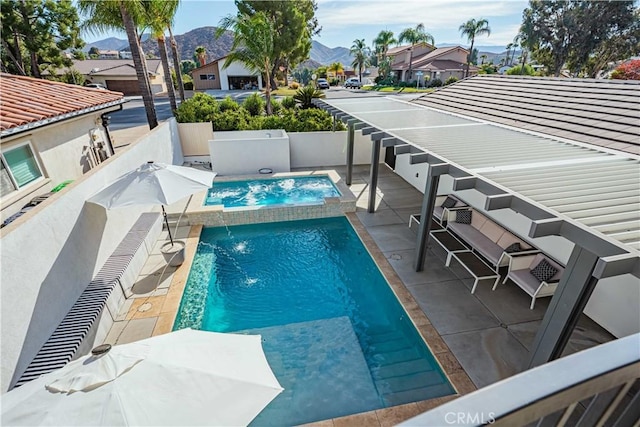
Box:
xmin=82 ymin=0 xmax=529 ymax=49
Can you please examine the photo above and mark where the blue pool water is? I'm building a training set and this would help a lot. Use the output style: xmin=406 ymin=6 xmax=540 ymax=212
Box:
xmin=174 ymin=218 xmax=454 ymax=425
xmin=204 ymin=176 xmax=340 ymax=207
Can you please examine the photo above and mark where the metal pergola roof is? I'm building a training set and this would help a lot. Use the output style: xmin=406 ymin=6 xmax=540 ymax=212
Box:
xmin=316 ymin=97 xmax=640 ymax=260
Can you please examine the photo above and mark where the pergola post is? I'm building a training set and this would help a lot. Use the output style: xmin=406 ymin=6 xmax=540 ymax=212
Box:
xmin=346 ymin=121 xmax=355 ymax=186
xmin=414 ymin=172 xmax=440 ymax=271
xmin=368 ymin=137 xmax=382 ymax=213
xmin=527 ymin=245 xmax=600 ymax=368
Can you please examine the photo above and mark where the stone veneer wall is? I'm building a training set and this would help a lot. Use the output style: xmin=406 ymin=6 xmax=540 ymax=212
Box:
xmin=188 ymin=197 xmax=356 ymax=227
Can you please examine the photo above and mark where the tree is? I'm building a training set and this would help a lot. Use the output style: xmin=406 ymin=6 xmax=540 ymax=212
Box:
xmin=519 ymin=0 xmax=638 ymax=77
xmin=459 ymin=18 xmax=491 ymax=77
xmin=79 ymin=0 xmax=158 ymax=129
xmin=142 ymin=0 xmax=178 ymax=111
xmin=234 ymin=1 xmax=321 ymax=89
xmin=1 ymin=0 xmax=84 ymax=77
xmin=218 ymin=12 xmax=276 ymax=115
xmin=88 ymin=46 xmax=100 ymax=56
xmin=327 ymin=62 xmax=343 ymax=81
xmin=194 ymin=45 xmax=206 ymax=67
xmin=350 ymin=39 xmax=370 ymax=83
xmin=398 ymin=23 xmax=434 ymax=81
xmin=373 ymin=30 xmax=396 ymax=79
xmin=181 ymin=59 xmax=197 ymax=75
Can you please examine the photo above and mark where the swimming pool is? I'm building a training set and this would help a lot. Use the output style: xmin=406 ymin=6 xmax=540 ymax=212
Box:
xmin=174 ymin=217 xmax=453 ymax=425
xmin=204 ymin=176 xmax=340 ymax=208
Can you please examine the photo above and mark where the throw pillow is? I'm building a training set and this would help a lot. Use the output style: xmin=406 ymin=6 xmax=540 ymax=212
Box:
xmin=455 ymin=210 xmax=472 ymax=224
xmin=530 ymin=258 xmax=558 ymax=283
xmin=441 ymin=196 xmax=457 ymax=209
xmin=504 ymin=242 xmax=521 ymax=253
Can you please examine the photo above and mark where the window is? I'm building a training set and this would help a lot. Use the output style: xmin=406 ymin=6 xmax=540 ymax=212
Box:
xmin=199 ymin=74 xmax=215 ymax=80
xmin=1 ymin=143 xmax=43 ymax=197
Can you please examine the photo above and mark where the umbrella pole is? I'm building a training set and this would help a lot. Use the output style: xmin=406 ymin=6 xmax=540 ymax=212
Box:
xmin=162 ymin=205 xmax=174 ymax=246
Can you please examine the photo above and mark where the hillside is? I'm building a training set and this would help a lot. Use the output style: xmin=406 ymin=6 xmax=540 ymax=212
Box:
xmin=140 ymin=26 xmax=234 ymax=63
xmin=309 ymin=40 xmax=353 ymax=67
xmin=83 ymin=37 xmax=128 ymax=52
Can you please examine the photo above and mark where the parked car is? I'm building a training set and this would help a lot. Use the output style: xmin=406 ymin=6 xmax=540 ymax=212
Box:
xmin=84 ymin=83 xmax=107 ymax=90
xmin=344 ymin=78 xmax=362 ymax=89
xmin=316 ymin=78 xmax=330 ymax=89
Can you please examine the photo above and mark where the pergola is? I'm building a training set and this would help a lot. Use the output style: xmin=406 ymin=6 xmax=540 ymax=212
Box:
xmin=313 ymin=96 xmax=640 ymax=368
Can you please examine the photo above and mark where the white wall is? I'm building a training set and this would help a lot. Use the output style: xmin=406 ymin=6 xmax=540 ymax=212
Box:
xmin=0 ymin=119 xmax=183 ymax=391
xmin=1 ymin=113 xmax=114 ymax=222
xmin=289 ymin=131 xmax=379 ymax=167
xmin=210 ymin=130 xmax=289 ymax=175
xmin=393 ymin=151 xmax=639 ymax=339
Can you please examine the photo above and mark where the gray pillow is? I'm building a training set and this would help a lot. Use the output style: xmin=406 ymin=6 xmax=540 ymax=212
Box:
xmin=455 ymin=210 xmax=472 ymax=224
xmin=441 ymin=196 xmax=457 ymax=209
xmin=530 ymin=258 xmax=558 ymax=283
xmin=504 ymin=242 xmax=521 ymax=253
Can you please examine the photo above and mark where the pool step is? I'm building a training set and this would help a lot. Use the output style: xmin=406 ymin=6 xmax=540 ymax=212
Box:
xmin=366 ymin=327 xmax=453 ymax=406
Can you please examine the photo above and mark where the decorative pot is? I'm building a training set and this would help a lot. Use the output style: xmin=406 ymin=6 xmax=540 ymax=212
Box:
xmin=161 ymin=240 xmax=186 ymax=266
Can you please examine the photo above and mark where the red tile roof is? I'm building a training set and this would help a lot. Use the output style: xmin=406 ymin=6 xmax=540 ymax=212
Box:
xmin=0 ymin=73 xmax=125 ymax=136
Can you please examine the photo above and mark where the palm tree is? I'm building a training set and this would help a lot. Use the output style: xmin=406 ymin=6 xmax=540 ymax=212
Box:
xmin=398 ymin=23 xmax=434 ymax=81
xmin=142 ymin=0 xmax=178 ymax=111
xmin=194 ymin=46 xmax=206 ymax=67
xmin=328 ymin=62 xmax=344 ymax=82
xmin=168 ymin=26 xmax=185 ymax=102
xmin=373 ymin=30 xmax=396 ymax=80
xmin=350 ymin=39 xmax=370 ymax=83
xmin=79 ymin=0 xmax=158 ymax=129
xmin=217 ymin=12 xmax=276 ymax=115
xmin=480 ymin=54 xmax=487 ymax=65
xmin=505 ymin=42 xmax=513 ymax=66
xmin=459 ymin=18 xmax=491 ymax=78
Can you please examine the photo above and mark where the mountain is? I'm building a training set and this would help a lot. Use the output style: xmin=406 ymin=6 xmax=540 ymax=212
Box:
xmin=309 ymin=40 xmax=353 ymax=67
xmin=141 ymin=26 xmax=234 ymax=63
xmin=86 ymin=28 xmax=351 ymax=68
xmin=83 ymin=37 xmax=128 ymax=52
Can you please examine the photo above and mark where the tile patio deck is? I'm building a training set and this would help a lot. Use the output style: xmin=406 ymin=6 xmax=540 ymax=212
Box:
xmin=103 ymin=164 xmax=614 ymax=427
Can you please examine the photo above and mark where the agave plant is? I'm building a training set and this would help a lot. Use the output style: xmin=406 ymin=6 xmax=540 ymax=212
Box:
xmin=293 ymin=85 xmax=324 ymax=109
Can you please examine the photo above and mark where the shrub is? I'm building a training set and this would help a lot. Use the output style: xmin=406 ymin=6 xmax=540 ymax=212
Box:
xmin=260 ymin=115 xmax=286 ymax=130
xmin=506 ymin=64 xmax=535 ymax=75
xmin=445 ymin=76 xmax=459 ymax=85
xmin=281 ymin=96 xmax=296 ymax=109
xmin=610 ymin=59 xmax=640 ymax=80
xmin=213 ymin=108 xmax=251 ymax=131
xmin=293 ymin=85 xmax=324 ymax=109
xmin=218 ymin=95 xmax=240 ymax=112
xmin=270 ymin=99 xmax=282 ymax=114
xmin=289 ymin=81 xmax=300 ymax=89
xmin=329 ymin=78 xmax=340 ymax=86
xmin=428 ymin=78 xmax=443 ymax=88
xmin=243 ymin=93 xmax=265 ymax=116
xmin=174 ymin=92 xmax=218 ymax=123
xmin=183 ymin=81 xmax=194 ymax=90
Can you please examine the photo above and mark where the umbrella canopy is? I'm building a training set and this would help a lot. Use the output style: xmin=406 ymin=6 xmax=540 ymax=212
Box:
xmin=1 ymin=329 xmax=283 ymax=426
xmin=87 ymin=162 xmax=216 ymax=209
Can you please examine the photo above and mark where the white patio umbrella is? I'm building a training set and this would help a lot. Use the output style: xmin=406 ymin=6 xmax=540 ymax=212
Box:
xmin=87 ymin=161 xmax=216 ymax=245
xmin=1 ymin=329 xmax=284 ymax=426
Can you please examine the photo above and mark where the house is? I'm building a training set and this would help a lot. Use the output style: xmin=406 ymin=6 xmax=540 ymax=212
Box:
xmin=0 ymin=73 xmax=126 ymax=223
xmin=191 ymin=56 xmax=263 ymax=91
xmin=388 ymin=44 xmax=476 ymax=82
xmin=98 ymin=50 xmax=120 ymax=60
xmin=60 ymin=59 xmax=167 ymax=95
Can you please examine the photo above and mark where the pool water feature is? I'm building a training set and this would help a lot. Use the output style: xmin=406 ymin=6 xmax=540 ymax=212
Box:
xmin=204 ymin=175 xmax=340 ymax=208
xmin=175 ymin=217 xmax=454 ymax=426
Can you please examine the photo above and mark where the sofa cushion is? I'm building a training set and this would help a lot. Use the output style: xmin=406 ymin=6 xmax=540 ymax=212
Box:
xmin=471 ymin=211 xmax=487 ymax=229
xmin=479 ymin=220 xmax=506 ymax=243
xmin=433 ymin=205 xmax=444 ymax=221
xmin=441 ymin=196 xmax=457 ymax=209
xmin=456 ymin=210 xmax=472 ymax=224
xmin=497 ymin=233 xmax=531 ymax=251
xmin=530 ymin=258 xmax=558 ymax=283
xmin=510 ymin=270 xmax=543 ymax=295
xmin=448 ymin=222 xmax=502 ymax=264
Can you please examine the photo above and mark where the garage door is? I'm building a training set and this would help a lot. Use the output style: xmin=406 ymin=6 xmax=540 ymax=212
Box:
xmin=105 ymin=80 xmax=140 ymax=95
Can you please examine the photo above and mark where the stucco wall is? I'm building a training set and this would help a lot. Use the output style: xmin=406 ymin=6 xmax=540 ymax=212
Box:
xmin=393 ymin=151 xmax=639 ymax=339
xmin=210 ymin=130 xmax=289 ymax=175
xmin=289 ymin=131 xmax=381 ymax=167
xmin=192 ymin=62 xmax=222 ymax=90
xmin=0 ymin=119 xmax=183 ymax=391
xmin=1 ymin=113 xmax=114 ymax=222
